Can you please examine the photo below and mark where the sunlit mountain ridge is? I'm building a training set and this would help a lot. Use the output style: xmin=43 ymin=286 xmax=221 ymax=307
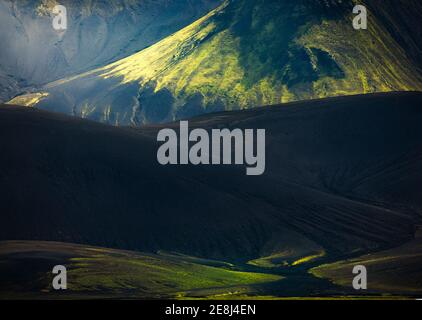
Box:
xmin=10 ymin=0 xmax=422 ymax=125
xmin=0 ymin=0 xmax=220 ymax=102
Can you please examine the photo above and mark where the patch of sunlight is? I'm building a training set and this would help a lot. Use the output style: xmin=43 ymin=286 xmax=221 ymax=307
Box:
xmin=98 ymin=2 xmax=228 ymax=86
xmin=7 ymin=92 xmax=49 ymax=107
xmin=291 ymin=251 xmax=325 ymax=266
xmin=247 ymin=251 xmax=291 ymax=268
xmin=66 ymin=250 xmax=282 ymax=297
xmin=248 ymin=250 xmax=325 ymax=268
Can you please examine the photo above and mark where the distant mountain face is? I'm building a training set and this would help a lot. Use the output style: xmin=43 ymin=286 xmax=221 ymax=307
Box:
xmin=9 ymin=0 xmax=422 ymax=125
xmin=0 ymin=0 xmax=220 ymax=102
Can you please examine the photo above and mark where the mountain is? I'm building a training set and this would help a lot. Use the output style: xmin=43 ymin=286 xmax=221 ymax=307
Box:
xmin=9 ymin=0 xmax=422 ymax=125
xmin=0 ymin=0 xmax=220 ymax=102
xmin=1 ymin=92 xmax=422 ymax=264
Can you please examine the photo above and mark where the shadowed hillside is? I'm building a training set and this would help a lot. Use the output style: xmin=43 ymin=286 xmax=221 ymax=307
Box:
xmin=10 ymin=0 xmax=422 ymax=125
xmin=1 ymin=92 xmax=422 ymax=265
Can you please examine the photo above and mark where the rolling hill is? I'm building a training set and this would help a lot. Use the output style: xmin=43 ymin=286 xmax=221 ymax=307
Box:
xmin=311 ymin=229 xmax=422 ymax=295
xmin=1 ymin=92 xmax=422 ymax=265
xmin=0 ymin=240 xmax=282 ymax=299
xmin=10 ymin=0 xmax=422 ymax=125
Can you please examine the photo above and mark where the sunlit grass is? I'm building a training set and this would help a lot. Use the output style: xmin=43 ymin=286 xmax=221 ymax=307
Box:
xmin=8 ymin=93 xmax=49 ymax=107
xmin=65 ymin=250 xmax=282 ymax=298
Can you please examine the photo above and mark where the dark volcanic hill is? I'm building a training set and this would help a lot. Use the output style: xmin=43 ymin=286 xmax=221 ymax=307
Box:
xmin=10 ymin=0 xmax=422 ymax=125
xmin=1 ymin=92 xmax=422 ymax=264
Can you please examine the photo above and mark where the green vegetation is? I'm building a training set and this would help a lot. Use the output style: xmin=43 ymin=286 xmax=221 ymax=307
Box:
xmin=90 ymin=0 xmax=422 ymax=112
xmin=247 ymin=250 xmax=325 ymax=268
xmin=11 ymin=0 xmax=422 ymax=124
xmin=2 ymin=235 xmax=421 ymax=299
xmin=310 ymin=237 xmax=422 ymax=295
xmin=291 ymin=251 xmax=326 ymax=266
xmin=8 ymin=93 xmax=49 ymax=107
xmin=0 ymin=241 xmax=282 ymax=299
xmin=66 ymin=251 xmax=282 ymax=298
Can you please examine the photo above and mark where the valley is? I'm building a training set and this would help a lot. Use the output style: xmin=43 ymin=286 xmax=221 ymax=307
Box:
xmin=1 ymin=0 xmax=422 ymax=301
xmin=1 ymin=92 xmax=422 ymax=298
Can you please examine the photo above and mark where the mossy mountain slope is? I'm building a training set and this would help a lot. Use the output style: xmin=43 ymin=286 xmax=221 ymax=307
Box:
xmin=0 ymin=0 xmax=220 ymax=102
xmin=11 ymin=0 xmax=422 ymax=125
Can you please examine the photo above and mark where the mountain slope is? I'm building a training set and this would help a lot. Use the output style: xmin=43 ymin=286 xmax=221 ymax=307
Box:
xmin=311 ymin=231 xmax=422 ymax=295
xmin=1 ymin=92 xmax=421 ymax=263
xmin=0 ymin=241 xmax=282 ymax=299
xmin=10 ymin=0 xmax=422 ymax=125
xmin=0 ymin=0 xmax=220 ymax=102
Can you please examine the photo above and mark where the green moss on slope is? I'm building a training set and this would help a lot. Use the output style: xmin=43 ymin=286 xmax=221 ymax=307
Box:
xmin=12 ymin=0 xmax=422 ymax=124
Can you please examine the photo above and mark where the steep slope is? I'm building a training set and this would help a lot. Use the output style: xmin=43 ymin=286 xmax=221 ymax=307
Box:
xmin=0 ymin=0 xmax=220 ymax=102
xmin=365 ymin=0 xmax=422 ymax=71
xmin=11 ymin=0 xmax=422 ymax=125
xmin=1 ymin=92 xmax=421 ymax=263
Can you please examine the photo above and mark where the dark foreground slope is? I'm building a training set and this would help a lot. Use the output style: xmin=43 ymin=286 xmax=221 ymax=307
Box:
xmin=1 ymin=92 xmax=422 ymax=265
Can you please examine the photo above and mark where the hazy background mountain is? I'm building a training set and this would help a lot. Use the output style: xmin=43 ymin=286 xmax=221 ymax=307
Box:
xmin=10 ymin=0 xmax=422 ymax=125
xmin=0 ymin=0 xmax=221 ymax=102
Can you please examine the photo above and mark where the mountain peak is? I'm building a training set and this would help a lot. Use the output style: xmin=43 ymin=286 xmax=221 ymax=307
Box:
xmin=9 ymin=0 xmax=422 ymax=125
